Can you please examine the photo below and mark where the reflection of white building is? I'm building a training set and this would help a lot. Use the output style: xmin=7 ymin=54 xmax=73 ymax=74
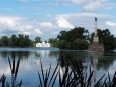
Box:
xmin=59 ymin=66 xmax=65 ymax=80
xmin=36 ymin=41 xmax=50 ymax=47
xmin=35 ymin=50 xmax=50 ymax=56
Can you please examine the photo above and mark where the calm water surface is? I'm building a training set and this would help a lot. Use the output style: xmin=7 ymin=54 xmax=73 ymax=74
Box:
xmin=0 ymin=48 xmax=116 ymax=87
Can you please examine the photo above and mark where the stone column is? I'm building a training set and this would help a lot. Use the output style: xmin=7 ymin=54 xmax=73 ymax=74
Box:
xmin=93 ymin=17 xmax=99 ymax=43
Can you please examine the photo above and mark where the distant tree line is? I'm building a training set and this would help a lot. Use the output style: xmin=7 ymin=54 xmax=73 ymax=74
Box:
xmin=0 ymin=27 xmax=116 ymax=50
xmin=48 ymin=27 xmax=116 ymax=51
xmin=0 ymin=34 xmax=50 ymax=47
xmin=0 ymin=34 xmax=33 ymax=47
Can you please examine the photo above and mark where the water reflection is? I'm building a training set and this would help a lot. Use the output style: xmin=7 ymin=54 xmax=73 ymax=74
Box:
xmin=0 ymin=51 xmax=30 ymax=60
xmin=35 ymin=50 xmax=50 ymax=57
xmin=0 ymin=48 xmax=116 ymax=86
xmin=55 ymin=50 xmax=116 ymax=73
xmin=89 ymin=52 xmax=103 ymax=82
xmin=89 ymin=51 xmax=116 ymax=71
xmin=56 ymin=50 xmax=116 ymax=83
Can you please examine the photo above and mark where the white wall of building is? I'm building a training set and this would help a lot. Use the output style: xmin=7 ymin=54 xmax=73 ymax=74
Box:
xmin=36 ymin=41 xmax=50 ymax=47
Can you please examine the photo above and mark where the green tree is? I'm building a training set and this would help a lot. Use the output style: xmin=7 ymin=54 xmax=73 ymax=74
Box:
xmin=0 ymin=39 xmax=3 ymax=47
xmin=24 ymin=35 xmax=30 ymax=47
xmin=57 ymin=27 xmax=89 ymax=50
xmin=48 ymin=38 xmax=58 ymax=47
xmin=114 ymin=37 xmax=116 ymax=48
xmin=91 ymin=29 xmax=115 ymax=50
xmin=73 ymin=39 xmax=89 ymax=50
xmin=10 ymin=34 xmax=17 ymax=47
xmin=58 ymin=40 xmax=66 ymax=49
xmin=18 ymin=34 xmax=24 ymax=47
xmin=1 ymin=36 xmax=9 ymax=46
xmin=57 ymin=31 xmax=67 ymax=40
xmin=35 ymin=36 xmax=41 ymax=43
xmin=0 ymin=34 xmax=34 ymax=47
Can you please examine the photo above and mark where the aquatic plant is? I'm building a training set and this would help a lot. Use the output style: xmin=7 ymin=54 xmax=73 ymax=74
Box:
xmin=0 ymin=74 xmax=6 ymax=87
xmin=35 ymin=51 xmax=116 ymax=87
xmin=0 ymin=57 xmax=22 ymax=87
xmin=35 ymin=58 xmax=59 ymax=87
xmin=0 ymin=51 xmax=116 ymax=87
xmin=8 ymin=57 xmax=22 ymax=87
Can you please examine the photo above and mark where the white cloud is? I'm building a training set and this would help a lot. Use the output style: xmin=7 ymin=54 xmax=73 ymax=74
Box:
xmin=0 ymin=13 xmax=114 ymax=40
xmin=0 ymin=16 xmax=21 ymax=26
xmin=88 ymin=1 xmax=115 ymax=12
xmin=55 ymin=13 xmax=112 ymax=34
xmin=19 ymin=0 xmax=31 ymax=2
xmin=0 ymin=16 xmax=43 ymax=38
xmin=58 ymin=13 xmax=110 ymax=19
xmin=0 ymin=19 xmax=32 ymax=32
xmin=52 ymin=31 xmax=59 ymax=35
xmin=82 ymin=1 xmax=104 ymax=12
xmin=34 ymin=29 xmax=43 ymax=35
xmin=56 ymin=16 xmax=74 ymax=29
xmin=71 ymin=0 xmax=115 ymax=12
xmin=18 ymin=25 xmax=32 ymax=32
xmin=0 ymin=16 xmax=24 ymax=32
xmin=71 ymin=0 xmax=93 ymax=3
xmin=40 ymin=22 xmax=53 ymax=29
xmin=22 ymin=32 xmax=31 ymax=35
xmin=106 ymin=21 xmax=116 ymax=27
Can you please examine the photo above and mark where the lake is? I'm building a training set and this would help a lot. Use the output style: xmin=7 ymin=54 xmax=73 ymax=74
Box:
xmin=0 ymin=48 xmax=116 ymax=87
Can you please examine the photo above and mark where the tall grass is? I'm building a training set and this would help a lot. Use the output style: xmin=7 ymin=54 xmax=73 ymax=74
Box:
xmin=0 ymin=51 xmax=116 ymax=87
xmin=35 ymin=51 xmax=116 ymax=87
xmin=0 ymin=52 xmax=22 ymax=87
xmin=8 ymin=57 xmax=22 ymax=87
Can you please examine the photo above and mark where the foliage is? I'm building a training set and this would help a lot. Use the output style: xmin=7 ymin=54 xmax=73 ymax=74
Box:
xmin=8 ymin=57 xmax=22 ymax=87
xmin=91 ymin=29 xmax=115 ymax=50
xmin=9 ymin=34 xmax=17 ymax=47
xmin=1 ymin=51 xmax=116 ymax=86
xmin=1 ymin=36 xmax=9 ymax=46
xmin=113 ymin=37 xmax=116 ymax=48
xmin=73 ymin=39 xmax=89 ymax=50
xmin=35 ymin=36 xmax=41 ymax=43
xmin=0 ymin=34 xmax=33 ymax=47
xmin=48 ymin=38 xmax=59 ymax=47
xmin=35 ymin=51 xmax=116 ymax=87
xmin=57 ymin=27 xmax=89 ymax=50
xmin=58 ymin=40 xmax=66 ymax=49
xmin=17 ymin=34 xmax=32 ymax=47
xmin=0 ymin=55 xmax=22 ymax=87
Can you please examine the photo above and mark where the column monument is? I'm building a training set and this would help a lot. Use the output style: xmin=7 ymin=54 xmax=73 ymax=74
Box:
xmin=88 ymin=18 xmax=104 ymax=51
xmin=93 ymin=17 xmax=99 ymax=42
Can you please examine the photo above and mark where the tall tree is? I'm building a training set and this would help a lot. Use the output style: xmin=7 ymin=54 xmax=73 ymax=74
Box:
xmin=1 ymin=36 xmax=9 ymax=46
xmin=24 ymin=35 xmax=30 ymax=47
xmin=57 ymin=27 xmax=89 ymax=49
xmin=91 ymin=29 xmax=115 ymax=50
xmin=0 ymin=39 xmax=3 ymax=47
xmin=35 ymin=36 xmax=41 ymax=43
xmin=18 ymin=34 xmax=24 ymax=47
xmin=10 ymin=34 xmax=17 ymax=47
xmin=48 ymin=38 xmax=58 ymax=47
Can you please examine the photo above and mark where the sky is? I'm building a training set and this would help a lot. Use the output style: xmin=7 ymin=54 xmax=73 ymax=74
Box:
xmin=0 ymin=0 xmax=116 ymax=40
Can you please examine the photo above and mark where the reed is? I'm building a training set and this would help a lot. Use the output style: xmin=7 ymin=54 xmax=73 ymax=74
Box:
xmin=8 ymin=57 xmax=22 ymax=87
xmin=0 ymin=55 xmax=22 ymax=87
xmin=35 ymin=51 xmax=116 ymax=87
xmin=35 ymin=58 xmax=59 ymax=87
xmin=0 ymin=51 xmax=116 ymax=87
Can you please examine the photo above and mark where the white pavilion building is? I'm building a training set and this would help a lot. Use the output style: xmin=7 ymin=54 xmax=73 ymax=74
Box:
xmin=36 ymin=41 xmax=50 ymax=47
